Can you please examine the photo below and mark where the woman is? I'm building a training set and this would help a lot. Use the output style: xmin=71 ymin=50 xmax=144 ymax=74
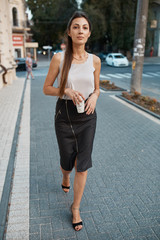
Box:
xmin=26 ymin=52 xmax=34 ymax=80
xmin=43 ymin=11 xmax=101 ymax=231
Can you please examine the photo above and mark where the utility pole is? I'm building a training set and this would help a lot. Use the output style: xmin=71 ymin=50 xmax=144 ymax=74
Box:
xmin=131 ymin=0 xmax=149 ymax=93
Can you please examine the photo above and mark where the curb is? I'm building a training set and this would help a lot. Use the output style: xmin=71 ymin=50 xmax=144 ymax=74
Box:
xmin=116 ymin=95 xmax=160 ymax=120
xmin=0 ymin=78 xmax=27 ymax=240
xmin=100 ymin=86 xmax=127 ymax=92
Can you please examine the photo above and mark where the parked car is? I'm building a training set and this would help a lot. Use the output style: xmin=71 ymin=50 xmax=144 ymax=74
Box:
xmin=15 ymin=58 xmax=37 ymax=71
xmin=106 ymin=53 xmax=129 ymax=67
xmin=97 ymin=52 xmax=108 ymax=62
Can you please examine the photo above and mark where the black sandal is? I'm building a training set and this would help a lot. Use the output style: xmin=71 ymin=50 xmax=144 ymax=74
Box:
xmin=61 ymin=184 xmax=70 ymax=193
xmin=72 ymin=221 xmax=83 ymax=231
xmin=70 ymin=204 xmax=83 ymax=231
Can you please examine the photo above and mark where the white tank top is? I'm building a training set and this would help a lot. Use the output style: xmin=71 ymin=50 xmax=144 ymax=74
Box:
xmin=57 ymin=51 xmax=95 ymax=100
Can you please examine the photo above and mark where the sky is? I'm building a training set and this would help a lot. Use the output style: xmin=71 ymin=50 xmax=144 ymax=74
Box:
xmin=26 ymin=7 xmax=32 ymax=20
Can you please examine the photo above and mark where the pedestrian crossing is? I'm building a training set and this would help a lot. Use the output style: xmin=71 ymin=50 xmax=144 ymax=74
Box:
xmin=100 ymin=72 xmax=160 ymax=80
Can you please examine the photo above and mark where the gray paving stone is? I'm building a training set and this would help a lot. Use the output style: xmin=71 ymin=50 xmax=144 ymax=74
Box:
xmin=109 ymin=209 xmax=125 ymax=223
xmin=151 ymin=226 xmax=160 ymax=239
xmin=117 ymin=221 xmax=134 ymax=239
xmin=41 ymin=224 xmax=53 ymax=240
xmin=39 ymin=198 xmax=50 ymax=211
xmin=51 ymin=220 xmax=63 ymax=231
xmin=84 ymin=217 xmax=97 ymax=235
xmin=98 ymin=206 xmax=113 ymax=223
xmin=103 ymin=197 xmax=117 ymax=209
xmin=30 ymin=217 xmax=51 ymax=225
xmin=110 ymin=228 xmax=124 ymax=240
xmin=146 ymin=236 xmax=159 ymax=240
xmin=75 ymin=228 xmax=89 ymax=240
xmin=29 ymin=233 xmax=41 ymax=240
xmin=28 ymin=75 xmax=160 ymax=240
xmin=131 ymin=227 xmax=155 ymax=238
xmin=88 ymin=232 xmax=112 ymax=240
xmin=91 ymin=210 xmax=105 ymax=226
xmin=30 ymin=199 xmax=40 ymax=218
xmin=29 ymin=224 xmax=40 ymax=234
xmin=52 ymin=228 xmax=76 ymax=239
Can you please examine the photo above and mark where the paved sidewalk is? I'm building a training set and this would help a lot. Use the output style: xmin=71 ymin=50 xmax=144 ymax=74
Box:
xmin=0 ymin=78 xmax=25 ymax=201
xmin=0 ymin=74 xmax=160 ymax=240
xmin=143 ymin=57 xmax=160 ymax=64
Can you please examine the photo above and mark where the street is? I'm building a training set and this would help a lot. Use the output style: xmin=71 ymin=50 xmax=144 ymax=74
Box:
xmin=1 ymin=0 xmax=160 ymax=238
xmin=0 ymin=58 xmax=159 ymax=239
xmin=17 ymin=58 xmax=160 ymax=101
xmin=101 ymin=62 xmax=160 ymax=101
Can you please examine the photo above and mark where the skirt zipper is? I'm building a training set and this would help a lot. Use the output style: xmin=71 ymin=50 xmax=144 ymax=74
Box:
xmin=65 ymin=100 xmax=78 ymax=152
xmin=55 ymin=109 xmax=61 ymax=120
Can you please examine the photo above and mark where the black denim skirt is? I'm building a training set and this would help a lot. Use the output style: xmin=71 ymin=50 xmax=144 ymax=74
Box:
xmin=54 ymin=98 xmax=97 ymax=172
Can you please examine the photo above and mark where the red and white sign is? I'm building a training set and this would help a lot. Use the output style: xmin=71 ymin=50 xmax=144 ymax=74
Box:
xmin=12 ymin=35 xmax=23 ymax=46
xmin=60 ymin=43 xmax=66 ymax=50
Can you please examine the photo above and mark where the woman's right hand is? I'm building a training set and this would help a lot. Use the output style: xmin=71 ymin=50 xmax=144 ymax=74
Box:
xmin=64 ymin=88 xmax=85 ymax=105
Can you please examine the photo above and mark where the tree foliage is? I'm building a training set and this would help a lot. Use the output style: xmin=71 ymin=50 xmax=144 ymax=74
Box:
xmin=26 ymin=0 xmax=156 ymax=52
xmin=26 ymin=0 xmax=78 ymax=48
xmin=82 ymin=0 xmax=137 ymax=52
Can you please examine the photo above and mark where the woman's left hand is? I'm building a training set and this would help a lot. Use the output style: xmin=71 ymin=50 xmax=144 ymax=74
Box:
xmin=85 ymin=93 xmax=98 ymax=115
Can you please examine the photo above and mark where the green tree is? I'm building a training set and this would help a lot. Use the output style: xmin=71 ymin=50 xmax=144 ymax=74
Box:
xmin=82 ymin=0 xmax=137 ymax=52
xmin=79 ymin=3 xmax=106 ymax=51
xmin=26 ymin=0 xmax=78 ymax=48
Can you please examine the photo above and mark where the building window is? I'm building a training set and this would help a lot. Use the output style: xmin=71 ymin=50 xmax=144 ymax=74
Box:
xmin=12 ymin=7 xmax=18 ymax=26
xmin=15 ymin=49 xmax=21 ymax=58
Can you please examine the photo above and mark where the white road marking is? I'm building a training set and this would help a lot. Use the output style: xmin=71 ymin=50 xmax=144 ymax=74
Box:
xmin=100 ymin=74 xmax=110 ymax=79
xmin=116 ymin=73 xmax=130 ymax=78
xmin=107 ymin=74 xmax=122 ymax=79
xmin=142 ymin=73 xmax=152 ymax=77
xmin=100 ymin=72 xmax=160 ymax=81
xmin=146 ymin=72 xmax=160 ymax=77
xmin=151 ymin=83 xmax=160 ymax=87
xmin=110 ymin=95 xmax=160 ymax=125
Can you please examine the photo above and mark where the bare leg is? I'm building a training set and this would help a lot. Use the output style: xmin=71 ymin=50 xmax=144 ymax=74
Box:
xmin=26 ymin=72 xmax=29 ymax=79
xmin=31 ymin=71 xmax=34 ymax=79
xmin=60 ymin=166 xmax=71 ymax=193
xmin=72 ymin=160 xmax=87 ymax=231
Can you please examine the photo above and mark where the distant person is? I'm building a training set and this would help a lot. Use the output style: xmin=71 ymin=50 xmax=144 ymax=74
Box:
xmin=26 ymin=52 xmax=34 ymax=79
xmin=43 ymin=11 xmax=101 ymax=231
xmin=150 ymin=46 xmax=154 ymax=57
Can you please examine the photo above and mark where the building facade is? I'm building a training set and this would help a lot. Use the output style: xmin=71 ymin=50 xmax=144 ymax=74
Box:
xmin=0 ymin=0 xmax=16 ymax=89
xmin=147 ymin=0 xmax=160 ymax=56
xmin=0 ymin=0 xmax=38 ymax=89
xmin=10 ymin=0 xmax=38 ymax=60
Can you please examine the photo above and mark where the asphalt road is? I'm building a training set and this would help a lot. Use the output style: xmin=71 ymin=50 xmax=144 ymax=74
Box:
xmin=101 ymin=62 xmax=160 ymax=101
xmin=16 ymin=61 xmax=160 ymax=101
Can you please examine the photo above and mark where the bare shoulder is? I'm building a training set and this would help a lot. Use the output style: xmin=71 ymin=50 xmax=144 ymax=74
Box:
xmin=92 ymin=54 xmax=101 ymax=69
xmin=51 ymin=52 xmax=61 ymax=64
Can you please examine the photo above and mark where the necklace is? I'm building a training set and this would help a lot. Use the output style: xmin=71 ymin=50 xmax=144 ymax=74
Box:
xmin=73 ymin=53 xmax=88 ymax=61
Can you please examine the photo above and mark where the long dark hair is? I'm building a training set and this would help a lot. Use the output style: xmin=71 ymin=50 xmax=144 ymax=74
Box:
xmin=59 ymin=11 xmax=92 ymax=98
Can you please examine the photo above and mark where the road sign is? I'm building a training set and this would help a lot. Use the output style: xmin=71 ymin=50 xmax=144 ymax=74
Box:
xmin=43 ymin=46 xmax=52 ymax=50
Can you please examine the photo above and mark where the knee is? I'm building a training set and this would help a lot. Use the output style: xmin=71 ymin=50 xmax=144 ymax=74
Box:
xmin=76 ymin=170 xmax=87 ymax=176
xmin=74 ymin=159 xmax=88 ymax=175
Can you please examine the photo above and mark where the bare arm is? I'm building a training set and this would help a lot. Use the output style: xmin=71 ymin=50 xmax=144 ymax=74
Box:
xmin=85 ymin=55 xmax=101 ymax=115
xmin=43 ymin=52 xmax=85 ymax=103
xmin=43 ymin=53 xmax=61 ymax=96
